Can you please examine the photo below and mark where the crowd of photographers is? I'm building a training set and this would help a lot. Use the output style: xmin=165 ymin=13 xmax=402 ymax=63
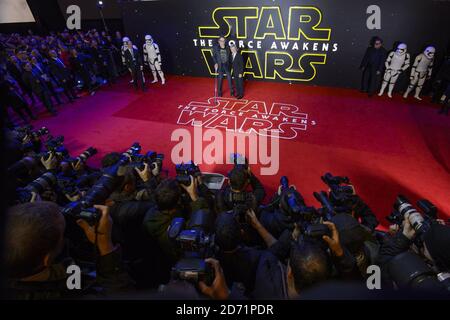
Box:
xmin=2 ymin=125 xmax=450 ymax=300
xmin=0 ymin=29 xmax=127 ymax=127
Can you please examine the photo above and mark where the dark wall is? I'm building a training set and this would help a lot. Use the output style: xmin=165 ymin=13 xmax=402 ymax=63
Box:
xmin=121 ymin=0 xmax=450 ymax=88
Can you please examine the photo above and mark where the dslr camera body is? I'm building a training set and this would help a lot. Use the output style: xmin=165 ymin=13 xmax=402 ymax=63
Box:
xmin=168 ymin=209 xmax=215 ymax=285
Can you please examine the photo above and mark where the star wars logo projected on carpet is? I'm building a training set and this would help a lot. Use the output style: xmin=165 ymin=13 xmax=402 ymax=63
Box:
xmin=193 ymin=6 xmax=338 ymax=82
xmin=176 ymin=97 xmax=315 ymax=140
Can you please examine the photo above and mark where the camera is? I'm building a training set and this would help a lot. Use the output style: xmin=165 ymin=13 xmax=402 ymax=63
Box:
xmin=168 ymin=209 xmax=215 ymax=285
xmin=278 ymin=176 xmax=318 ymax=223
xmin=62 ymin=151 xmax=129 ymax=225
xmin=388 ymin=251 xmax=444 ymax=292
xmin=133 ymin=150 xmax=164 ymax=172
xmin=16 ymin=171 xmax=57 ymax=203
xmin=321 ymin=172 xmax=355 ymax=206
xmin=16 ymin=125 xmax=49 ymax=140
xmin=313 ymin=191 xmax=335 ymax=221
xmin=70 ymin=147 xmax=98 ymax=164
xmin=386 ymin=197 xmax=438 ymax=229
xmin=304 ymin=224 xmax=332 ymax=238
xmin=7 ymin=156 xmax=40 ymax=179
xmin=123 ymin=142 xmax=141 ymax=160
xmin=175 ymin=161 xmax=201 ymax=186
xmin=394 ymin=195 xmax=433 ymax=235
xmin=39 ymin=135 xmax=68 ymax=161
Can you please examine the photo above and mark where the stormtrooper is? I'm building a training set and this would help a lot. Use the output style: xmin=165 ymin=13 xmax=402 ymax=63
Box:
xmin=378 ymin=43 xmax=410 ymax=98
xmin=403 ymin=46 xmax=436 ymax=100
xmin=121 ymin=36 xmax=140 ymax=84
xmin=143 ymin=35 xmax=165 ymax=84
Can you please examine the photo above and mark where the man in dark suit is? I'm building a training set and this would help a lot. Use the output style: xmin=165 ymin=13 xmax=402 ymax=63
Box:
xmin=360 ymin=36 xmax=387 ymax=97
xmin=22 ymin=62 xmax=57 ymax=115
xmin=212 ymin=36 xmax=233 ymax=97
xmin=230 ymin=43 xmax=244 ymax=99
xmin=48 ymin=50 xmax=76 ymax=102
xmin=7 ymin=55 xmax=36 ymax=104
xmin=0 ymin=71 xmax=36 ymax=124
xmin=124 ymin=41 xmax=146 ymax=92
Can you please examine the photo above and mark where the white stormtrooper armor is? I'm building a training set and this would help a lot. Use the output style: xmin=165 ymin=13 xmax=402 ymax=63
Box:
xmin=403 ymin=46 xmax=435 ymax=100
xmin=143 ymin=35 xmax=165 ymax=84
xmin=379 ymin=43 xmax=410 ymax=98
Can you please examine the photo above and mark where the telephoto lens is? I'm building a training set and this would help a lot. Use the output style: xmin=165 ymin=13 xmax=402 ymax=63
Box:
xmin=304 ymin=224 xmax=331 ymax=238
xmin=388 ymin=251 xmax=443 ymax=292
xmin=7 ymin=156 xmax=39 ymax=178
xmin=395 ymin=195 xmax=425 ymax=232
xmin=27 ymin=172 xmax=58 ymax=194
xmin=76 ymin=147 xmax=98 ymax=162
xmin=32 ymin=126 xmax=49 ymax=138
xmin=16 ymin=171 xmax=58 ymax=203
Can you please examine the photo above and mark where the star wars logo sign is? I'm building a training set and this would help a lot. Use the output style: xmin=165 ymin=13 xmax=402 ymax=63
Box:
xmin=193 ymin=6 xmax=338 ymax=82
xmin=177 ymin=97 xmax=314 ymax=140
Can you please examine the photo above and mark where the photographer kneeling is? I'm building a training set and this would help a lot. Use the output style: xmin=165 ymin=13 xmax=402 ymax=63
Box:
xmin=4 ymin=201 xmax=133 ymax=299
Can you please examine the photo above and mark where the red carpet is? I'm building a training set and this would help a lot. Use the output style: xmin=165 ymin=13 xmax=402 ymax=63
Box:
xmin=22 ymin=75 xmax=450 ymax=226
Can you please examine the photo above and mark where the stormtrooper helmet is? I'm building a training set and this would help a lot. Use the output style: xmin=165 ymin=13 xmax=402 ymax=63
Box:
xmin=145 ymin=35 xmax=153 ymax=44
xmin=396 ymin=43 xmax=407 ymax=55
xmin=122 ymin=36 xmax=130 ymax=44
xmin=424 ymin=46 xmax=436 ymax=59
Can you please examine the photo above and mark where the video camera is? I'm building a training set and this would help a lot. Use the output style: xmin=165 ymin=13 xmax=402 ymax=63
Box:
xmin=321 ymin=172 xmax=356 ymax=207
xmin=175 ymin=161 xmax=201 ymax=186
xmin=168 ymin=209 xmax=215 ymax=285
xmin=277 ymin=176 xmax=332 ymax=241
xmin=16 ymin=171 xmax=57 ymax=203
xmin=278 ymin=176 xmax=318 ymax=223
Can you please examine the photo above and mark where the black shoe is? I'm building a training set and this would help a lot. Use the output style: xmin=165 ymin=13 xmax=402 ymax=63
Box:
xmin=237 ymin=95 xmax=243 ymax=99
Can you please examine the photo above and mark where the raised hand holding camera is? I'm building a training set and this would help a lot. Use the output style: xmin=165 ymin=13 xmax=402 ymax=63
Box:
xmin=180 ymin=175 xmax=199 ymax=201
xmin=198 ymin=258 xmax=229 ymax=300
xmin=76 ymin=204 xmax=115 ymax=256
xmin=41 ymin=152 xmax=58 ymax=170
xmin=135 ymin=162 xmax=151 ymax=182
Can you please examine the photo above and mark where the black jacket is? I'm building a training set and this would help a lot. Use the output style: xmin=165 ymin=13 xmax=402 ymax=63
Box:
xmin=48 ymin=57 xmax=71 ymax=82
xmin=124 ymin=47 xmax=143 ymax=69
xmin=212 ymin=45 xmax=231 ymax=70
xmin=360 ymin=47 xmax=387 ymax=72
xmin=231 ymin=51 xmax=244 ymax=77
xmin=22 ymin=70 xmax=47 ymax=94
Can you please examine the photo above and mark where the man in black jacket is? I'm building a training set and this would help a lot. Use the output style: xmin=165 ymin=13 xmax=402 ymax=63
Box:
xmin=123 ymin=41 xmax=146 ymax=92
xmin=48 ymin=50 xmax=76 ymax=102
xmin=22 ymin=62 xmax=57 ymax=115
xmin=7 ymin=55 xmax=36 ymax=105
xmin=0 ymin=71 xmax=36 ymax=124
xmin=4 ymin=202 xmax=133 ymax=299
xmin=230 ymin=43 xmax=244 ymax=99
xmin=212 ymin=36 xmax=233 ymax=97
xmin=360 ymin=36 xmax=387 ymax=97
